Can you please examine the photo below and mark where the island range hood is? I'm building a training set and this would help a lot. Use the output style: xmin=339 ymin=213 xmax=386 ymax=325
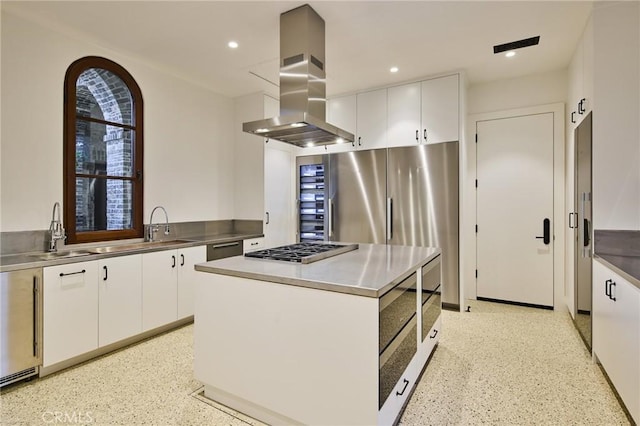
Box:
xmin=242 ymin=4 xmax=355 ymax=148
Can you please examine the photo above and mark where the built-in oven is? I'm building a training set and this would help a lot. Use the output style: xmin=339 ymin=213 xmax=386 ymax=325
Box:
xmin=421 ymin=256 xmax=442 ymax=342
xmin=378 ymin=271 xmax=418 ymax=409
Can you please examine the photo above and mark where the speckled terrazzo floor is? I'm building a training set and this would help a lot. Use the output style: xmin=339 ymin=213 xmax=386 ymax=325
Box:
xmin=0 ymin=300 xmax=630 ymax=425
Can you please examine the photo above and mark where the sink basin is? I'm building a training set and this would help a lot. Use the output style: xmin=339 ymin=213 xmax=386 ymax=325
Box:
xmin=32 ymin=250 xmax=94 ymax=260
xmin=88 ymin=239 xmax=192 ymax=254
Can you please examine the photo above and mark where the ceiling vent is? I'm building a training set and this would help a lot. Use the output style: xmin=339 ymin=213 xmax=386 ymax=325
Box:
xmin=493 ymin=36 xmax=540 ymax=54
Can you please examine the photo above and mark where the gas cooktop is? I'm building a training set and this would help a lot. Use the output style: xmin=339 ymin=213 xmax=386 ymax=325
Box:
xmin=244 ymin=242 xmax=359 ymax=264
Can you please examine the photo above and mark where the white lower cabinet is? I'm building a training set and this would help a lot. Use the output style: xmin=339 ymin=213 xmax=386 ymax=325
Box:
xmin=592 ymin=259 xmax=640 ymax=423
xmin=143 ymin=246 xmax=206 ymax=328
xmin=243 ymin=237 xmax=265 ymax=253
xmin=177 ymin=246 xmax=206 ymax=319
xmin=98 ymin=255 xmax=142 ymax=347
xmin=43 ymin=261 xmax=99 ymax=367
xmin=142 ymin=250 xmax=178 ymax=331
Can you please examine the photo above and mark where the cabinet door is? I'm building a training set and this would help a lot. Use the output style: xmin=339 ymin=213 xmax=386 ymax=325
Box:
xmin=593 ymin=260 xmax=640 ymax=422
xmin=387 ymin=82 xmax=421 ymax=148
xmin=43 ymin=261 xmax=99 ymax=366
xmin=142 ymin=250 xmax=178 ymax=331
xmin=421 ymin=74 xmax=459 ymax=144
xmin=327 ymin=95 xmax=357 ymax=153
xmin=356 ymin=89 xmax=387 ymax=149
xmin=98 ymin=255 xmax=142 ymax=346
xmin=177 ymin=246 xmax=206 ymax=319
xmin=265 ymin=144 xmax=295 ymax=248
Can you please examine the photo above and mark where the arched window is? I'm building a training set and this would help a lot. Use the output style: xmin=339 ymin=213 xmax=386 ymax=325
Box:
xmin=64 ymin=56 xmax=144 ymax=243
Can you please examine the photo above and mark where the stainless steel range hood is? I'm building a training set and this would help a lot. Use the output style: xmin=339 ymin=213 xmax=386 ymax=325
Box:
xmin=243 ymin=4 xmax=355 ymax=148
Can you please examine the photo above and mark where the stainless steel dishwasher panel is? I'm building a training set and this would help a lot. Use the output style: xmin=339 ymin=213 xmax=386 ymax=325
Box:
xmin=1 ymin=268 xmax=42 ymax=386
xmin=206 ymin=241 xmax=243 ymax=261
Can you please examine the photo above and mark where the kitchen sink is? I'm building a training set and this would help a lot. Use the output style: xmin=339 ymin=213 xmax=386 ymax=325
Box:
xmin=88 ymin=239 xmax=193 ymax=254
xmin=31 ymin=250 xmax=94 ymax=260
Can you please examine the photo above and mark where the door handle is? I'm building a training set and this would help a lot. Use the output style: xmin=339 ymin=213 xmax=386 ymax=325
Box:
xmin=535 ymin=218 xmax=550 ymax=245
xmin=583 ymin=219 xmax=590 ymax=247
xmin=387 ymin=197 xmax=393 ymax=240
xmin=328 ymin=198 xmax=334 ymax=239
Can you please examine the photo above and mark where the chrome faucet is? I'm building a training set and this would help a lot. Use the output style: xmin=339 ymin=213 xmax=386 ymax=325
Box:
xmin=147 ymin=206 xmax=170 ymax=242
xmin=49 ymin=202 xmax=66 ymax=252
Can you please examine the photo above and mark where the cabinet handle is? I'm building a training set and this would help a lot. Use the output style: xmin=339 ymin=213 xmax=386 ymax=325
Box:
xmin=415 ymin=129 xmax=419 ymax=142
xmin=396 ymin=378 xmax=409 ymax=396
xmin=59 ymin=269 xmax=85 ymax=277
xmin=172 ymin=255 xmax=176 ymax=268
xmin=609 ymin=280 xmax=617 ymax=301
xmin=605 ymin=279 xmax=612 ymax=298
xmin=578 ymin=98 xmax=586 ymax=114
xmin=180 ymin=254 xmax=185 ymax=267
xmin=423 ymin=129 xmax=427 ymax=142
xmin=265 ymin=212 xmax=270 ymax=225
xmin=33 ymin=276 xmax=39 ymax=357
xmin=430 ymin=329 xmax=439 ymax=339
xmin=103 ymin=266 xmax=108 ymax=281
xmin=358 ymin=136 xmax=362 ymax=146
xmin=571 ymin=112 xmax=576 ymax=124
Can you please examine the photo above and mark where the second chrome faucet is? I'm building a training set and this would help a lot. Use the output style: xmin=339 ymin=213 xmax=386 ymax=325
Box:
xmin=147 ymin=206 xmax=170 ymax=242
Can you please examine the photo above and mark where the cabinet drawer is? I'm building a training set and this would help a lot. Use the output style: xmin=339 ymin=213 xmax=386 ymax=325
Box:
xmin=422 ymin=285 xmax=441 ymax=342
xmin=379 ymin=317 xmax=417 ymax=409
xmin=243 ymin=238 xmax=265 ymax=253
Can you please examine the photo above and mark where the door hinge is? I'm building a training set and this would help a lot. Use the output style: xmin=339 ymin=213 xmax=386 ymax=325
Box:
xmin=475 ymin=134 xmax=478 ymax=143
xmin=475 ymin=179 xmax=478 ymax=188
xmin=475 ymin=269 xmax=478 ymax=278
xmin=475 ymin=224 xmax=478 ymax=233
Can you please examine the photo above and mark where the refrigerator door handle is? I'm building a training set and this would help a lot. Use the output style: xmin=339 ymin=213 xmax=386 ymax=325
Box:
xmin=387 ymin=197 xmax=393 ymax=240
xmin=328 ymin=198 xmax=334 ymax=239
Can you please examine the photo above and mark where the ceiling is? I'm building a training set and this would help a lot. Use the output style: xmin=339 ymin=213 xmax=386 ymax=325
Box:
xmin=2 ymin=1 xmax=593 ymax=99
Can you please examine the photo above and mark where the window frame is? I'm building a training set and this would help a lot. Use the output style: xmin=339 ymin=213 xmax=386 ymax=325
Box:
xmin=63 ymin=56 xmax=144 ymax=244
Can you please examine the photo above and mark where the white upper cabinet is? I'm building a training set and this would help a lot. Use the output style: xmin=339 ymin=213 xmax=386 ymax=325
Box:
xmin=387 ymin=82 xmax=421 ymax=147
xmin=568 ymin=16 xmax=593 ymax=129
xmin=327 ymin=94 xmax=357 ymax=153
xmin=421 ymin=74 xmax=459 ymax=144
xmin=387 ymin=74 xmax=459 ymax=148
xmin=356 ymin=88 xmax=387 ymax=150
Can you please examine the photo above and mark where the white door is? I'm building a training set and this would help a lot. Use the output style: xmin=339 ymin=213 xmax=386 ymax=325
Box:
xmin=476 ymin=113 xmax=554 ymax=307
xmin=265 ymin=142 xmax=295 ymax=247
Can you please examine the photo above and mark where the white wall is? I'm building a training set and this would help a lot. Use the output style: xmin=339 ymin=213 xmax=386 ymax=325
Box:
xmin=0 ymin=11 xmax=235 ymax=232
xmin=467 ymin=70 xmax=568 ymax=115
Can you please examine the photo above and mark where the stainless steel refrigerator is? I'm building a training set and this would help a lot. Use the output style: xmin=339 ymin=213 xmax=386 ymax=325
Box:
xmin=296 ymin=142 xmax=459 ymax=308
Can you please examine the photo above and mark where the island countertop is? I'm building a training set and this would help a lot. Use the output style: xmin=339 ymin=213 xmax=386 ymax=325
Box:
xmin=194 ymin=243 xmax=441 ymax=298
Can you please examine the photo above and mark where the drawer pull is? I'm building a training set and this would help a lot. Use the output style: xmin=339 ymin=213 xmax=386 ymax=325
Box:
xmin=212 ymin=242 xmax=240 ymax=249
xmin=430 ymin=329 xmax=439 ymax=339
xmin=59 ymin=269 xmax=86 ymax=277
xmin=396 ymin=378 xmax=409 ymax=396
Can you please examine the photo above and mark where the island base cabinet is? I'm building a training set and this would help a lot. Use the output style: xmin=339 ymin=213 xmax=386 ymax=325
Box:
xmin=195 ymin=273 xmax=380 ymax=426
xmin=43 ymin=261 xmax=99 ymax=367
xmin=592 ymin=259 xmax=640 ymax=423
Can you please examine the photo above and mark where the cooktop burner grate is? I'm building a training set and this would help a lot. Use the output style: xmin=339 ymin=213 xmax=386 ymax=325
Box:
xmin=244 ymin=242 xmax=358 ymax=264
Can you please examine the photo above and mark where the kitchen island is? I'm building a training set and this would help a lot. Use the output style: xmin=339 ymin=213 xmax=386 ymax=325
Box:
xmin=194 ymin=243 xmax=442 ymax=425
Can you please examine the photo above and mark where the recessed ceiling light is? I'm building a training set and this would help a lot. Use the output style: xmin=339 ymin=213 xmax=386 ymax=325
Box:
xmin=505 ymin=51 xmax=516 ymax=58
xmin=228 ymin=41 xmax=239 ymax=49
xmin=390 ymin=67 xmax=399 ymax=73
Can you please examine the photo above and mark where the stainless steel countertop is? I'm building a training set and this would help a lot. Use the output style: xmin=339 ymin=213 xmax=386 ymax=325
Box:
xmin=594 ymin=254 xmax=640 ymax=291
xmin=0 ymin=232 xmax=263 ymax=272
xmin=195 ymin=243 xmax=441 ymax=298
